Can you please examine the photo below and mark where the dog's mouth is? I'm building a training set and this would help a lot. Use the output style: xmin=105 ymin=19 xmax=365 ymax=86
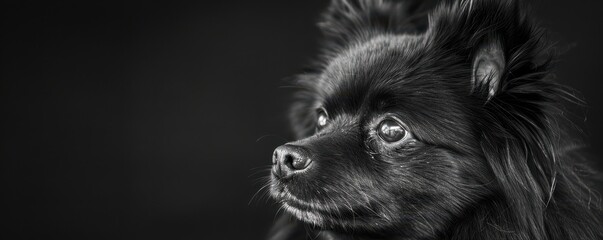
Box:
xmin=270 ymin=182 xmax=385 ymax=228
xmin=270 ymin=183 xmax=327 ymax=225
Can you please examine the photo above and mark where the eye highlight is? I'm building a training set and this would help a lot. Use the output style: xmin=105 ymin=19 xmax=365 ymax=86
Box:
xmin=316 ymin=109 xmax=329 ymax=130
xmin=377 ymin=118 xmax=407 ymax=142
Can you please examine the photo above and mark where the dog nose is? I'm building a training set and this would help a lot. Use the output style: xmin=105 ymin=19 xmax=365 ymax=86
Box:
xmin=272 ymin=145 xmax=312 ymax=178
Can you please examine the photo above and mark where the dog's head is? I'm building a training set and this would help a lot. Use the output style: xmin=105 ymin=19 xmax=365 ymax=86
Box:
xmin=270 ymin=0 xmax=562 ymax=237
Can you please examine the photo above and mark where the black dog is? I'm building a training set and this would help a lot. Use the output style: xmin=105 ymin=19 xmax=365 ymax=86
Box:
xmin=268 ymin=0 xmax=602 ymax=239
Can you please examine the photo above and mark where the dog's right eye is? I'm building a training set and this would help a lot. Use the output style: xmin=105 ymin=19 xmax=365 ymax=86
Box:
xmin=377 ymin=118 xmax=408 ymax=143
xmin=316 ymin=109 xmax=328 ymax=130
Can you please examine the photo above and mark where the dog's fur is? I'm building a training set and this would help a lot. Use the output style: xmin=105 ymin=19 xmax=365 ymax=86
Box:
xmin=268 ymin=0 xmax=603 ymax=239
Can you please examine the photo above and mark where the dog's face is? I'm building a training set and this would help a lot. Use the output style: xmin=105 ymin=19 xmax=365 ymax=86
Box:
xmin=270 ymin=0 xmax=546 ymax=237
xmin=270 ymin=35 xmax=489 ymax=235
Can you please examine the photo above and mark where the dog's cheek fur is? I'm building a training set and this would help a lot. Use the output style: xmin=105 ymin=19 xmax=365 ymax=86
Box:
xmin=382 ymin=146 xmax=489 ymax=236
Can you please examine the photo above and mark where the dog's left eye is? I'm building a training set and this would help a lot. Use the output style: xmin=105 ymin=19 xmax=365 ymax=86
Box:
xmin=378 ymin=119 xmax=407 ymax=142
xmin=316 ymin=109 xmax=328 ymax=130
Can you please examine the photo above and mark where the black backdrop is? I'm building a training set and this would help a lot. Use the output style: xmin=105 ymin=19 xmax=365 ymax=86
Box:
xmin=1 ymin=1 xmax=602 ymax=239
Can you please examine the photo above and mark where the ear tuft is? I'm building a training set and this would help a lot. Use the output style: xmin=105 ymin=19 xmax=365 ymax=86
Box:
xmin=472 ymin=39 xmax=505 ymax=100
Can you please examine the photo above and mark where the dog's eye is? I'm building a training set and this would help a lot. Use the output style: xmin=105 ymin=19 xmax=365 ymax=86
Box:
xmin=378 ymin=119 xmax=406 ymax=142
xmin=316 ymin=109 xmax=328 ymax=130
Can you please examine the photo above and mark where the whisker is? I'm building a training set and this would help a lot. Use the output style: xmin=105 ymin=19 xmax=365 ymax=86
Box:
xmin=256 ymin=134 xmax=288 ymax=143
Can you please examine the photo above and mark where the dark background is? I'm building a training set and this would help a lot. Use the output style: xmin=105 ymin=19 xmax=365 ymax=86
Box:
xmin=1 ymin=1 xmax=602 ymax=239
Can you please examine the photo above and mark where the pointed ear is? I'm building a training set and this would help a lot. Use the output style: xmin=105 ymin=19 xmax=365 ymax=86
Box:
xmin=319 ymin=0 xmax=437 ymax=52
xmin=472 ymin=39 xmax=505 ymax=99
xmin=427 ymin=0 xmax=550 ymax=100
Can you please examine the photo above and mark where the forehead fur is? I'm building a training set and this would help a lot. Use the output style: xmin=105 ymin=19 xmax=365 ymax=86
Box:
xmin=314 ymin=32 xmax=471 ymax=122
xmin=308 ymin=34 xmax=476 ymax=152
xmin=317 ymin=34 xmax=424 ymax=99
